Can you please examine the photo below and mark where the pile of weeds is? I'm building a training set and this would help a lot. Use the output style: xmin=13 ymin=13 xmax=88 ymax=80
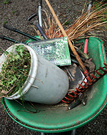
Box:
xmin=0 ymin=45 xmax=31 ymax=98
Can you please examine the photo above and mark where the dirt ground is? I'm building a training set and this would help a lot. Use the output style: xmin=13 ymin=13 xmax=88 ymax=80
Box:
xmin=0 ymin=0 xmax=107 ymax=135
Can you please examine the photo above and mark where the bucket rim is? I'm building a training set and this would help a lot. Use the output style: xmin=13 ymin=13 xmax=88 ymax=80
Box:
xmin=0 ymin=44 xmax=38 ymax=99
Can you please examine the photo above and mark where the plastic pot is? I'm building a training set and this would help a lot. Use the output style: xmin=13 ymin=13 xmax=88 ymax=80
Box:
xmin=0 ymin=44 xmax=69 ymax=104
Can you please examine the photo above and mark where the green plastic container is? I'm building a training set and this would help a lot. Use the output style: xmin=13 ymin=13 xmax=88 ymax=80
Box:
xmin=2 ymin=37 xmax=107 ymax=133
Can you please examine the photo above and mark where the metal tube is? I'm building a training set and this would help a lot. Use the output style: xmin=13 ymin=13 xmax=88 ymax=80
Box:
xmin=0 ymin=35 xmax=20 ymax=43
xmin=38 ymin=0 xmax=42 ymax=27
xmin=3 ymin=24 xmax=40 ymax=41
xmin=36 ymin=23 xmax=48 ymax=39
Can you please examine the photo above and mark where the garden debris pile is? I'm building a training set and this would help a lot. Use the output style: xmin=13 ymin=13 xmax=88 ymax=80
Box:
xmin=0 ymin=45 xmax=31 ymax=98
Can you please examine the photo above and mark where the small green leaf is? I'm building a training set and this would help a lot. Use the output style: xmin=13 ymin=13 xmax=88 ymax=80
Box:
xmin=4 ymin=51 xmax=9 ymax=55
xmin=64 ymin=21 xmax=70 ymax=25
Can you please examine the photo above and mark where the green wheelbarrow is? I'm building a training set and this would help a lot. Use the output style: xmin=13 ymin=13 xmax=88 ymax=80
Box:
xmin=2 ymin=37 xmax=107 ymax=134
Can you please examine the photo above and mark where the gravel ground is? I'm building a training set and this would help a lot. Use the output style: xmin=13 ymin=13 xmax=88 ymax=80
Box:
xmin=0 ymin=0 xmax=107 ymax=135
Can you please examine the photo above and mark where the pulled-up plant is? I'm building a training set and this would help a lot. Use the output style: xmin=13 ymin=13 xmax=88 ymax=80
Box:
xmin=42 ymin=4 xmax=107 ymax=40
xmin=0 ymin=45 xmax=31 ymax=98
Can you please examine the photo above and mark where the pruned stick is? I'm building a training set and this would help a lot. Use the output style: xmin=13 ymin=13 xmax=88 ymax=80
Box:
xmin=45 ymin=0 xmax=88 ymax=75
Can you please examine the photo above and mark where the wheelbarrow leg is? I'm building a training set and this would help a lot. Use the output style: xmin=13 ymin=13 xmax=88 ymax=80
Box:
xmin=41 ymin=132 xmax=45 ymax=135
xmin=71 ymin=129 xmax=76 ymax=135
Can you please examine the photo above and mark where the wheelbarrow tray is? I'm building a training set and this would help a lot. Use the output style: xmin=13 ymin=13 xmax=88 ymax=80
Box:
xmin=2 ymin=37 xmax=107 ymax=133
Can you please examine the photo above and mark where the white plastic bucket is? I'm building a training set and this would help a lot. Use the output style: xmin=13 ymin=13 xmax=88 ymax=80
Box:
xmin=0 ymin=44 xmax=69 ymax=104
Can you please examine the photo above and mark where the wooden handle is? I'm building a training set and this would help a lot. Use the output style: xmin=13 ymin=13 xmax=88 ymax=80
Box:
xmin=45 ymin=0 xmax=88 ymax=73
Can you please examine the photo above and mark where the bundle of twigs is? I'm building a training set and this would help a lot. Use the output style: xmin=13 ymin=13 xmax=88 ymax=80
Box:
xmin=42 ymin=9 xmax=59 ymax=39
xmin=43 ymin=4 xmax=107 ymax=40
